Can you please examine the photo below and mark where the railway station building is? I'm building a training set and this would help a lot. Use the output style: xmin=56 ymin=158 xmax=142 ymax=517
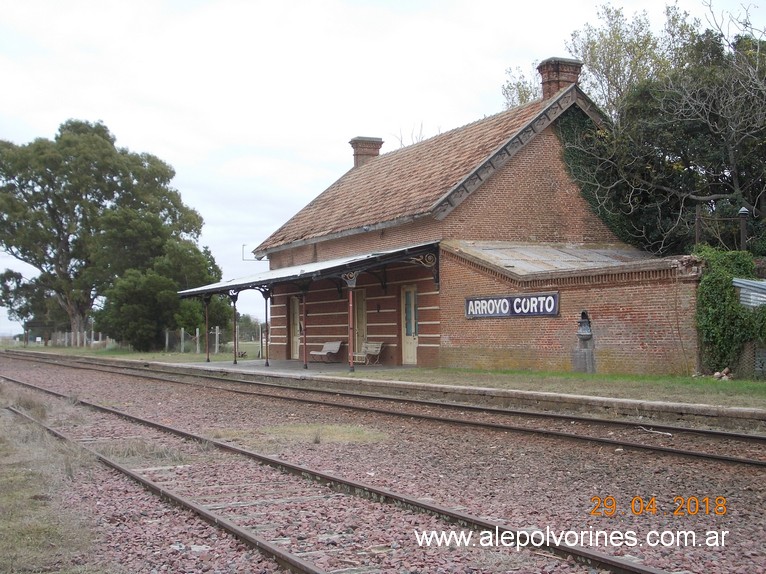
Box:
xmin=180 ymin=57 xmax=701 ymax=375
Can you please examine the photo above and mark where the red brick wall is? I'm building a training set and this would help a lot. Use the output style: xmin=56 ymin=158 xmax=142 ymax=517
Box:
xmin=268 ymin=218 xmax=444 ymax=269
xmin=439 ymin=250 xmax=699 ymax=375
xmin=264 ymin=123 xmax=700 ymax=374
xmin=268 ymin=263 xmax=439 ymax=366
xmin=443 ymin=128 xmax=619 ymax=243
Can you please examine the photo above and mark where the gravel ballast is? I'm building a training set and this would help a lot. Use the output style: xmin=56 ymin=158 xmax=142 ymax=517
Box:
xmin=2 ymin=356 xmax=763 ymax=573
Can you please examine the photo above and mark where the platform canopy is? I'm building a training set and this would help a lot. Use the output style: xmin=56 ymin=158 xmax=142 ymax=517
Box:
xmin=178 ymin=241 xmax=438 ymax=298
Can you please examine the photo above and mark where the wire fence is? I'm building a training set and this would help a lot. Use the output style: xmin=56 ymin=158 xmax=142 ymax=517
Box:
xmin=10 ymin=326 xmax=265 ymax=358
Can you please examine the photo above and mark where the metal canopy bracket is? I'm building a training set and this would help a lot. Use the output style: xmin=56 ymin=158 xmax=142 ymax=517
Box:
xmin=179 ymin=242 xmax=439 ymax=300
xmin=408 ymin=251 xmax=439 ymax=286
xmin=364 ymin=266 xmax=388 ymax=293
xmin=342 ymin=270 xmax=360 ymax=288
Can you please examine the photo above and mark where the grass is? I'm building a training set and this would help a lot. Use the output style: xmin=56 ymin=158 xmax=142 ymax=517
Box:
xmin=10 ymin=391 xmax=49 ymax=421
xmin=358 ymin=367 xmax=766 ymax=409
xmin=208 ymin=424 xmax=387 ymax=452
xmin=262 ymin=423 xmax=388 ymax=444
xmin=97 ymin=438 xmax=188 ymax=466
xmin=0 ymin=406 xmax=108 ymax=573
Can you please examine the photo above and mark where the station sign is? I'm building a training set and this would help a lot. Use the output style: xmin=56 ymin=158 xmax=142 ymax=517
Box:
xmin=465 ymin=292 xmax=559 ymax=319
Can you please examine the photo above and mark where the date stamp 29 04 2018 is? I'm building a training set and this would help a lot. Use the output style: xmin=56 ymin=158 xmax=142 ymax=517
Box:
xmin=590 ymin=495 xmax=727 ymax=517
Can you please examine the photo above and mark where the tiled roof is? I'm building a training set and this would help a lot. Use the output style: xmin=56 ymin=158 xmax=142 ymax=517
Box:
xmin=255 ymin=86 xmax=596 ymax=256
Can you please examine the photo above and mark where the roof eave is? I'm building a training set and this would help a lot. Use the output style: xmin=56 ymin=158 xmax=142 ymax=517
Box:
xmin=181 ymin=241 xmax=439 ymax=298
xmin=252 ymin=211 xmax=432 ymax=259
xmin=429 ymin=85 xmax=604 ymax=221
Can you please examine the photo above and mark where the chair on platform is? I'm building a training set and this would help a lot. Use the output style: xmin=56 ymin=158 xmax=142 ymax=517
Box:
xmin=309 ymin=340 xmax=342 ymax=362
xmin=353 ymin=341 xmax=383 ymax=365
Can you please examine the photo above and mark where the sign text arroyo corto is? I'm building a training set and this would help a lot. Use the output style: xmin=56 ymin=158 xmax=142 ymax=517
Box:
xmin=465 ymin=292 xmax=559 ymax=318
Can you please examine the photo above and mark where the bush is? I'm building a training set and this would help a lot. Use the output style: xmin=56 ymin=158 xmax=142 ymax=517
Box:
xmin=695 ymin=246 xmax=761 ymax=373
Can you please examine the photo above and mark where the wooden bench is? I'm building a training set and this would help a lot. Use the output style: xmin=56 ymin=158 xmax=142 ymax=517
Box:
xmin=309 ymin=340 xmax=342 ymax=362
xmin=353 ymin=341 xmax=383 ymax=365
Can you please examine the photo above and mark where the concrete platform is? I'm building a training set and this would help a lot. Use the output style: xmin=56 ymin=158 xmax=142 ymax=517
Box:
xmin=6 ymin=349 xmax=764 ymax=431
xmin=157 ymin=358 xmax=766 ymax=432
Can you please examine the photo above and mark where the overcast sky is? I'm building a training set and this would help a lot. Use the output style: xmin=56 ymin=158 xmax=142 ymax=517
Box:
xmin=0 ymin=0 xmax=761 ymax=334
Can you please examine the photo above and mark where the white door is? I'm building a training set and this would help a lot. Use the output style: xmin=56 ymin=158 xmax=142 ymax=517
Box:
xmin=353 ymin=289 xmax=367 ymax=353
xmin=401 ymin=285 xmax=418 ymax=365
xmin=289 ymin=296 xmax=301 ymax=359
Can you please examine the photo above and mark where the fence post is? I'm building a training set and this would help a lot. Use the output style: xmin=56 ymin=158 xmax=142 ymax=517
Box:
xmin=165 ymin=329 xmax=169 ymax=352
xmin=180 ymin=327 xmax=185 ymax=353
xmin=196 ymin=327 xmax=200 ymax=354
xmin=215 ymin=326 xmax=220 ymax=354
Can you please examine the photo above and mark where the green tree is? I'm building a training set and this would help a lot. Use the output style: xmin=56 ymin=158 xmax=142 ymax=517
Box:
xmin=95 ymin=238 xmax=230 ymax=350
xmin=502 ymin=3 xmax=697 ymax=117
xmin=559 ymin=6 xmax=765 ymax=254
xmin=237 ymin=314 xmax=263 ymax=341
xmin=0 ymin=270 xmax=69 ymax=339
xmin=0 ymin=120 xmax=203 ymax=333
xmin=96 ymin=269 xmax=180 ymax=352
xmin=501 ymin=64 xmax=541 ymax=109
xmin=566 ymin=3 xmax=698 ymax=119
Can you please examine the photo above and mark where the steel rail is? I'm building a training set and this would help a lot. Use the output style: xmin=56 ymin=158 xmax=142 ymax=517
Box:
xmin=11 ymin=353 xmax=766 ymax=469
xmin=6 ymin=349 xmax=765 ymax=444
xmin=154 ymin=374 xmax=766 ymax=467
xmin=3 ymin=374 xmax=670 ymax=574
xmin=6 ymin=406 xmax=327 ymax=574
xmin=3 ymin=353 xmax=765 ymax=467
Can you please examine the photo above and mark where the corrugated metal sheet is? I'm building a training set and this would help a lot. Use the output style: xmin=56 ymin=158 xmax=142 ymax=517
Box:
xmin=447 ymin=241 xmax=655 ymax=276
xmin=733 ymin=278 xmax=766 ymax=308
xmin=179 ymin=242 xmax=437 ymax=298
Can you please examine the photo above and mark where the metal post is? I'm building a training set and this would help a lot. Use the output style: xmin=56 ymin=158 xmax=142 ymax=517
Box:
xmin=302 ymin=293 xmax=308 ymax=369
xmin=739 ymin=207 xmax=749 ymax=251
xmin=230 ymin=291 xmax=239 ymax=365
xmin=263 ymin=293 xmax=270 ymax=367
xmin=348 ymin=289 xmax=355 ymax=372
xmin=204 ymin=295 xmax=210 ymax=362
xmin=341 ymin=271 xmax=359 ymax=373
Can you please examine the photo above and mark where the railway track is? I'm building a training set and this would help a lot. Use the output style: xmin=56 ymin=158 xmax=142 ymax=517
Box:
xmin=4 ymin=350 xmax=765 ymax=467
xmin=3 ymin=374 xmax=670 ymax=574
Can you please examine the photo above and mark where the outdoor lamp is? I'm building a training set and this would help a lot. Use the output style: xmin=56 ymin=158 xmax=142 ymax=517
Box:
xmin=577 ymin=310 xmax=592 ymax=341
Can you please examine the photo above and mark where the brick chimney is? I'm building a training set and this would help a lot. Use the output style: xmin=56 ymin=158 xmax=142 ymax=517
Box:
xmin=349 ymin=136 xmax=383 ymax=168
xmin=537 ymin=57 xmax=583 ymax=99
